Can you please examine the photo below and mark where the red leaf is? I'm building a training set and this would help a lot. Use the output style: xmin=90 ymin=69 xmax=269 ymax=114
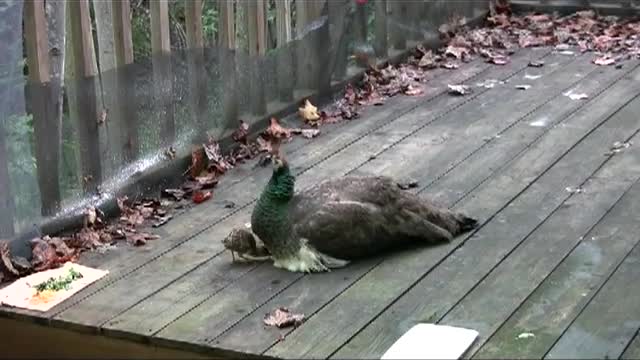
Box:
xmin=192 ymin=190 xmax=212 ymax=204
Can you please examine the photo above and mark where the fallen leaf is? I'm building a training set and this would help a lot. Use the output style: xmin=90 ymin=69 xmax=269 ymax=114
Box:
xmin=448 ymin=84 xmax=471 ymax=95
xmin=524 ymin=74 xmax=542 ymax=80
xmin=593 ymin=55 xmax=616 ymax=66
xmin=295 ymin=128 xmax=320 ymax=139
xmin=194 ymin=171 xmax=219 ymax=189
xmin=517 ymin=332 xmax=536 ymax=340
xmin=0 ymin=241 xmax=19 ymax=276
xmin=162 ymin=188 xmax=186 ymax=201
xmin=488 ymin=54 xmax=510 ymax=65
xmin=528 ymin=60 xmax=545 ymax=67
xmin=152 ymin=215 xmax=173 ymax=228
xmin=564 ymin=91 xmax=588 ymax=100
xmin=232 ymin=120 xmax=250 ymax=144
xmin=190 ymin=146 xmax=207 ymax=178
xmin=397 ymin=180 xmax=419 ymax=190
xmin=403 ymin=84 xmax=424 ymax=96
xmin=515 ymin=84 xmax=531 ymax=90
xmin=192 ymin=190 xmax=212 ymax=204
xmin=266 ymin=117 xmax=292 ymax=140
xmin=441 ymin=62 xmax=459 ymax=69
xmin=263 ymin=307 xmax=305 ymax=328
xmin=298 ymin=99 xmax=321 ymax=125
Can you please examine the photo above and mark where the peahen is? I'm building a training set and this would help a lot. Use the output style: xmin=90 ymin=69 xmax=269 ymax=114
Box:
xmin=224 ymin=149 xmax=478 ymax=273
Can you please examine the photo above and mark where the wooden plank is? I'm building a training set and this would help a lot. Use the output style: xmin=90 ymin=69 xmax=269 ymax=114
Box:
xmin=622 ymin=332 xmax=640 ymax=360
xmin=217 ymin=57 xmax=640 ymax=356
xmin=426 ymin=62 xmax=640 ymax=208
xmin=112 ymin=0 xmax=139 ymax=162
xmin=24 ymin=0 xmax=62 ymax=216
xmin=389 ymin=1 xmax=407 ymax=50
xmin=150 ymin=0 xmax=175 ymax=146
xmin=277 ymin=68 xmax=640 ymax=359
xmin=218 ymin=0 xmax=238 ymax=130
xmin=23 ymin=56 xmax=488 ymax=325
xmin=112 ymin=0 xmax=134 ymax=66
xmin=88 ymin=52 xmax=533 ymax=336
xmin=351 ymin=53 xmax=593 ymax=182
xmin=68 ymin=0 xmax=102 ymax=194
xmin=275 ymin=0 xmax=294 ymax=101
xmin=185 ymin=0 xmax=208 ymax=139
xmin=131 ymin=50 xmax=556 ymax=347
xmin=476 ymin=181 xmax=640 ymax=359
xmin=374 ymin=0 xmax=388 ymax=58
xmin=441 ymin=130 xmax=640 ymax=356
xmin=545 ymin=242 xmax=640 ymax=359
xmin=42 ymin=57 xmax=492 ymax=321
xmin=0 ymin=317 xmax=215 ymax=359
xmin=245 ymin=0 xmax=267 ymax=115
xmin=332 ymin=64 xmax=640 ymax=359
xmin=24 ymin=0 xmax=50 ymax=82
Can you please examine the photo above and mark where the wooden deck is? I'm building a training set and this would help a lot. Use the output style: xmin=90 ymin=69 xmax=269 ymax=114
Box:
xmin=3 ymin=46 xmax=640 ymax=359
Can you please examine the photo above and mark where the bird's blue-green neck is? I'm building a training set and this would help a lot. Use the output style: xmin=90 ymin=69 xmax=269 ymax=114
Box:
xmin=251 ymin=162 xmax=298 ymax=258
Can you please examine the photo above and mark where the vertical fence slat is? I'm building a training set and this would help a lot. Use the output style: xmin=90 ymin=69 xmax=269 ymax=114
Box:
xmin=275 ymin=0 xmax=293 ymax=101
xmin=245 ymin=0 xmax=267 ymax=115
xmin=327 ymin=0 xmax=351 ymax=82
xmin=69 ymin=0 xmax=102 ymax=194
xmin=389 ymin=1 xmax=407 ymax=51
xmin=150 ymin=0 xmax=175 ymax=146
xmin=185 ymin=0 xmax=208 ymax=140
xmin=219 ymin=0 xmax=238 ymax=130
xmin=24 ymin=0 xmax=60 ymax=217
xmin=112 ymin=0 xmax=138 ymax=162
xmin=295 ymin=0 xmax=329 ymax=93
xmin=374 ymin=0 xmax=388 ymax=58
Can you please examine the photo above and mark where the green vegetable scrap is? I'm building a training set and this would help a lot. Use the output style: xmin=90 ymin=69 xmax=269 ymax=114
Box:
xmin=34 ymin=267 xmax=83 ymax=293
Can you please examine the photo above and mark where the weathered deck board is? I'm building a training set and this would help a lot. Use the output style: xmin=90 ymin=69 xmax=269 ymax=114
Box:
xmin=211 ymin=52 xmax=618 ymax=355
xmin=622 ymin=332 xmax=640 ymax=360
xmin=147 ymin=49 xmax=555 ymax=346
xmin=440 ymin=132 xmax=640 ymax=356
xmin=545 ymin=242 xmax=640 ymax=359
xmin=2 ymin=44 xmax=640 ymax=360
xmin=23 ymin=56 xmax=491 ymax=323
xmin=63 ymin=50 xmax=546 ymax=334
xmin=323 ymin=68 xmax=640 ymax=359
xmin=476 ymin=180 xmax=640 ymax=359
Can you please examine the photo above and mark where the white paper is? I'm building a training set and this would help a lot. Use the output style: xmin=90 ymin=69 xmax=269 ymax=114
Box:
xmin=381 ymin=323 xmax=479 ymax=360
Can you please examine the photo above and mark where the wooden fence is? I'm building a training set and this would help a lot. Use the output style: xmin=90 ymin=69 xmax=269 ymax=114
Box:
xmin=3 ymin=0 xmax=489 ymax=238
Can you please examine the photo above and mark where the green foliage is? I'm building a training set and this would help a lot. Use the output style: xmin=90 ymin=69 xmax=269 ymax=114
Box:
xmin=34 ymin=267 xmax=84 ymax=293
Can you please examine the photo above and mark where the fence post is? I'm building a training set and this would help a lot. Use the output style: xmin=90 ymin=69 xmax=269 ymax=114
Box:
xmin=275 ymin=0 xmax=294 ymax=102
xmin=185 ymin=0 xmax=208 ymax=141
xmin=245 ymin=0 xmax=267 ymax=115
xmin=69 ymin=0 xmax=102 ymax=194
xmin=389 ymin=1 xmax=407 ymax=51
xmin=150 ymin=0 xmax=175 ymax=147
xmin=24 ymin=0 xmax=62 ymax=216
xmin=218 ymin=0 xmax=238 ymax=131
xmin=112 ymin=0 xmax=139 ymax=163
xmin=374 ymin=0 xmax=388 ymax=59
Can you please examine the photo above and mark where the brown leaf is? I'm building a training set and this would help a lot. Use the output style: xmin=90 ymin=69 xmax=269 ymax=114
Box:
xmin=256 ymin=135 xmax=273 ymax=153
xmin=417 ymin=50 xmax=438 ymax=68
xmin=190 ymin=146 xmax=207 ymax=178
xmin=232 ymin=120 xmax=250 ymax=144
xmin=263 ymin=307 xmax=305 ymax=328
xmin=298 ymin=99 xmax=321 ymax=125
xmin=162 ymin=188 xmax=186 ymax=201
xmin=266 ymin=117 xmax=292 ymax=140
xmin=0 ymin=241 xmax=19 ymax=276
xmin=194 ymin=171 xmax=219 ymax=189
xmin=403 ymin=84 xmax=424 ymax=96
xmin=593 ymin=55 xmax=616 ymax=66
xmin=203 ymin=139 xmax=234 ymax=174
xmin=192 ymin=190 xmax=213 ymax=204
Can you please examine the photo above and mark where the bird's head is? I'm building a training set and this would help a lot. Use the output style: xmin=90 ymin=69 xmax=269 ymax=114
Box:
xmin=267 ymin=138 xmax=295 ymax=200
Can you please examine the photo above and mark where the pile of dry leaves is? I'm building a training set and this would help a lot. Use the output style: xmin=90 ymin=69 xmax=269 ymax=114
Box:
xmin=0 ymin=198 xmax=168 ymax=282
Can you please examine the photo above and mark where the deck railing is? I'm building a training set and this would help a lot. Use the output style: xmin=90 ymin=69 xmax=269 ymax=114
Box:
xmin=1 ymin=0 xmax=491 ymax=239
